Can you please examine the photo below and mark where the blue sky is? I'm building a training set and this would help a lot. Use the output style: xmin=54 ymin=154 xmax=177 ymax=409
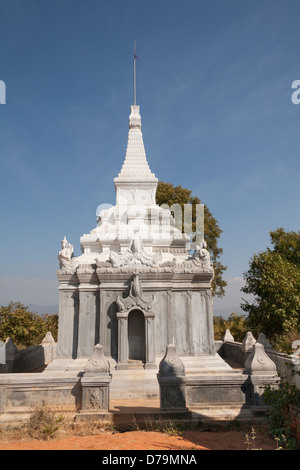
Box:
xmin=0 ymin=0 xmax=299 ymax=315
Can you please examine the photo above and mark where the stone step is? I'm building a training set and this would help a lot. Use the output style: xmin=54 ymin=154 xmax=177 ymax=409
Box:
xmin=110 ymin=367 xmax=159 ymax=399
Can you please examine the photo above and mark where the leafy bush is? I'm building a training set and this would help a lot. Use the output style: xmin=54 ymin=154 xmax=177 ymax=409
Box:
xmin=0 ymin=302 xmax=58 ymax=348
xmin=263 ymin=365 xmax=300 ymax=449
xmin=241 ymin=229 xmax=300 ymax=340
xmin=214 ymin=312 xmax=248 ymax=342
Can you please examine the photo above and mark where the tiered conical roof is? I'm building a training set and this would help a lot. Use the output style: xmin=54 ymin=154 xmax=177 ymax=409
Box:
xmin=114 ymin=105 xmax=158 ymax=183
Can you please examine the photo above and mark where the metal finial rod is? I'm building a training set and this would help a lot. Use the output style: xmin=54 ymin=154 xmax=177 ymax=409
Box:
xmin=133 ymin=41 xmax=136 ymax=106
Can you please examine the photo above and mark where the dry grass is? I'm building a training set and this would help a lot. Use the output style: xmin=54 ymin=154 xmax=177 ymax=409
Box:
xmin=0 ymin=403 xmax=118 ymax=442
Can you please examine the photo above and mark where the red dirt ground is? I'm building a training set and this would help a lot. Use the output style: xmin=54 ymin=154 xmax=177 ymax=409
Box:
xmin=0 ymin=429 xmax=278 ymax=450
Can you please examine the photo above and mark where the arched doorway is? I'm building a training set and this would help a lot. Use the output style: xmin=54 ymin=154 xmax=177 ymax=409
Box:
xmin=128 ymin=309 xmax=146 ymax=364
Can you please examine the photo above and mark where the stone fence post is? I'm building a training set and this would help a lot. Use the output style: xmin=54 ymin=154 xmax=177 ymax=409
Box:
xmin=0 ymin=338 xmax=18 ymax=373
xmin=79 ymin=344 xmax=111 ymax=418
xmin=241 ymin=331 xmax=256 ymax=366
xmin=245 ymin=342 xmax=278 ymax=414
xmin=157 ymin=344 xmax=188 ymax=411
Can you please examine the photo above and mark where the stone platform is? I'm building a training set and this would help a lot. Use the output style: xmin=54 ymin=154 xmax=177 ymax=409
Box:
xmin=0 ymin=352 xmax=253 ymax=426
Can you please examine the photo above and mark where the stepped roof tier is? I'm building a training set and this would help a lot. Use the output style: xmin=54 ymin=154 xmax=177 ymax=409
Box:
xmin=114 ymin=105 xmax=157 ymax=183
xmin=77 ymin=104 xmax=191 ymax=266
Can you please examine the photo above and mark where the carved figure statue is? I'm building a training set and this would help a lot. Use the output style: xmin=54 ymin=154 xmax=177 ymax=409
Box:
xmin=194 ymin=240 xmax=212 ymax=270
xmin=58 ymin=236 xmax=78 ymax=270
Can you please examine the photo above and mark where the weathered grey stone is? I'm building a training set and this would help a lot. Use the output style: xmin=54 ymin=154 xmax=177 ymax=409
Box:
xmin=0 ymin=374 xmax=82 ymax=422
xmin=241 ymin=331 xmax=256 ymax=353
xmin=80 ymin=376 xmax=111 ymax=413
xmin=222 ymin=329 xmax=234 ymax=342
xmin=0 ymin=338 xmax=18 ymax=373
xmin=257 ymin=333 xmax=273 ymax=350
xmin=41 ymin=332 xmax=55 ymax=344
xmin=56 ymin=287 xmax=79 ymax=358
xmin=80 ymin=344 xmax=111 ymax=414
xmin=185 ymin=374 xmax=251 ymax=407
xmin=244 ymin=343 xmax=277 ymax=375
xmin=157 ymin=344 xmax=187 ymax=411
xmin=158 ymin=344 xmax=185 ymax=377
xmin=0 ymin=341 xmax=4 ymax=366
xmin=84 ymin=344 xmax=110 ymax=376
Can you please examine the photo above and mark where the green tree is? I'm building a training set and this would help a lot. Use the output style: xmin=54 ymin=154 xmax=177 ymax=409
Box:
xmin=0 ymin=302 xmax=58 ymax=348
xmin=270 ymin=227 xmax=300 ymax=266
xmin=241 ymin=229 xmax=300 ymax=339
xmin=214 ymin=312 xmax=248 ymax=342
xmin=156 ymin=181 xmax=227 ymax=297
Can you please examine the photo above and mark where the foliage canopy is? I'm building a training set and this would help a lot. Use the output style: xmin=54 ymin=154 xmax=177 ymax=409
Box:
xmin=241 ymin=228 xmax=300 ymax=339
xmin=156 ymin=181 xmax=227 ymax=297
xmin=0 ymin=302 xmax=58 ymax=348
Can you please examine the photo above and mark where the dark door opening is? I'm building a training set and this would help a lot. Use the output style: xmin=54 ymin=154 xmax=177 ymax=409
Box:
xmin=128 ymin=309 xmax=146 ymax=364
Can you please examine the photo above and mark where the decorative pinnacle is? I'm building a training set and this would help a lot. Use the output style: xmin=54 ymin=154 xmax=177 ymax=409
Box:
xmin=133 ymin=41 xmax=140 ymax=106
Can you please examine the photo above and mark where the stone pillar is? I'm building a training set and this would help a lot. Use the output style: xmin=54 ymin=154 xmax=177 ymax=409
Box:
xmin=77 ymin=290 xmax=99 ymax=358
xmin=205 ymin=289 xmax=216 ymax=354
xmin=98 ymin=287 xmax=117 ymax=357
xmin=98 ymin=287 xmax=106 ymax=351
xmin=77 ymin=266 xmax=99 ymax=358
xmin=145 ymin=313 xmax=156 ymax=369
xmin=117 ymin=313 xmax=129 ymax=369
xmin=79 ymin=344 xmax=111 ymax=416
xmin=186 ymin=291 xmax=194 ymax=356
xmin=166 ymin=291 xmax=174 ymax=346
xmin=157 ymin=344 xmax=188 ymax=411
xmin=56 ymin=286 xmax=79 ymax=358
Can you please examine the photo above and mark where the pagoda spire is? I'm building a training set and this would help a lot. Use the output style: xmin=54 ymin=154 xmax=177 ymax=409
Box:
xmin=133 ymin=41 xmax=137 ymax=106
xmin=114 ymin=45 xmax=158 ymax=206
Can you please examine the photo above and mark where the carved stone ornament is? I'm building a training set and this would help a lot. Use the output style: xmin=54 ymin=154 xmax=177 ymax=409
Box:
xmin=158 ymin=344 xmax=185 ymax=377
xmin=192 ymin=241 xmax=212 ymax=270
xmin=84 ymin=344 xmax=110 ymax=376
xmin=174 ymin=241 xmax=214 ymax=274
xmin=241 ymin=331 xmax=256 ymax=353
xmin=108 ymin=235 xmax=162 ymax=268
xmin=88 ymin=388 xmax=103 ymax=409
xmin=222 ymin=329 xmax=235 ymax=342
xmin=116 ymin=274 xmax=156 ymax=313
xmin=77 ymin=264 xmax=96 ymax=275
xmin=41 ymin=332 xmax=55 ymax=345
xmin=58 ymin=236 xmax=79 ymax=272
xmin=244 ymin=343 xmax=277 ymax=375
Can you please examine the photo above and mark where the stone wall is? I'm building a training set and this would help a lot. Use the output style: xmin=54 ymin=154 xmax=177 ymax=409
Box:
xmin=0 ymin=334 xmax=56 ymax=374
xmin=56 ymin=269 xmax=216 ymax=365
xmin=218 ymin=338 xmax=300 ymax=388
